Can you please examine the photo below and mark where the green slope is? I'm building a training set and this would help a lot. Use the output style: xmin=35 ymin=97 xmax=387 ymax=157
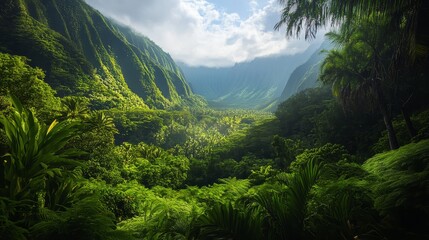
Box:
xmin=279 ymin=41 xmax=332 ymax=103
xmin=0 ymin=0 xmax=193 ymax=109
xmin=181 ymin=43 xmax=321 ymax=110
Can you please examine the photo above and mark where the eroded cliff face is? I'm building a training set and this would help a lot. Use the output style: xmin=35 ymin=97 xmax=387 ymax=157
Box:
xmin=0 ymin=0 xmax=193 ymax=109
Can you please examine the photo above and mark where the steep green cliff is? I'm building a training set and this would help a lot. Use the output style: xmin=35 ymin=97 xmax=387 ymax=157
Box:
xmin=0 ymin=0 xmax=193 ymax=109
xmin=278 ymin=41 xmax=332 ymax=103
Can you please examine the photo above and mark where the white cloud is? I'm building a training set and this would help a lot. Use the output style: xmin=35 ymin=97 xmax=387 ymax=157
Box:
xmin=85 ymin=0 xmax=324 ymax=67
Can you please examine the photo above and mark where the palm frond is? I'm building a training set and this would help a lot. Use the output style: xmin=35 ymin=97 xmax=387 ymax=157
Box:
xmin=195 ymin=203 xmax=263 ymax=240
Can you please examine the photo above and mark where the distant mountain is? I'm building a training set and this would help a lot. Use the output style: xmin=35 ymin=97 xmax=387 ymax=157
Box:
xmin=278 ymin=41 xmax=332 ymax=104
xmin=180 ymin=42 xmax=322 ymax=109
xmin=0 ymin=0 xmax=193 ymax=109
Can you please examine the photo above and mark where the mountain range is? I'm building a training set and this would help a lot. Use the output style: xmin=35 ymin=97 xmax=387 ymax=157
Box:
xmin=0 ymin=0 xmax=331 ymax=111
xmin=0 ymin=0 xmax=194 ymax=109
xmin=180 ymin=41 xmax=328 ymax=110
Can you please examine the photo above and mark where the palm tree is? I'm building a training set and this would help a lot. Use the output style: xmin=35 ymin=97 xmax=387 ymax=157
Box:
xmin=320 ymin=18 xmax=400 ymax=149
xmin=275 ymin=0 xmax=428 ymax=57
xmin=59 ymin=96 xmax=90 ymax=121
xmin=85 ymin=111 xmax=118 ymax=134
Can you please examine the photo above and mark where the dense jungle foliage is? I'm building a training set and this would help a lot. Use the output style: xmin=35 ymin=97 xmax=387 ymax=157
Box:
xmin=1 ymin=0 xmax=429 ymax=239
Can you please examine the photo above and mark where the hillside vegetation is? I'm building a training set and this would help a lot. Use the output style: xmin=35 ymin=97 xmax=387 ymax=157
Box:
xmin=0 ymin=0 xmax=195 ymax=109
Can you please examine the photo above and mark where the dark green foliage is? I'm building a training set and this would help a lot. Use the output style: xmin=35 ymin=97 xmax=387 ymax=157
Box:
xmin=373 ymin=110 xmax=429 ymax=153
xmin=312 ymin=99 xmax=383 ymax=157
xmin=30 ymin=196 xmax=125 ymax=240
xmin=276 ymin=87 xmax=384 ymax=156
xmin=97 ymin=185 xmax=139 ymax=222
xmin=272 ymin=135 xmax=303 ymax=169
xmin=363 ymin=140 xmax=429 ymax=238
xmin=0 ymin=197 xmax=29 ymax=240
xmin=275 ymin=0 xmax=429 ymax=58
xmin=194 ymin=203 xmax=263 ymax=240
xmin=192 ymin=158 xmax=321 ymax=240
xmin=307 ymin=189 xmax=377 ymax=240
xmin=215 ymin=117 xmax=279 ymax=161
xmin=290 ymin=143 xmax=352 ymax=173
xmin=276 ymin=87 xmax=332 ymax=143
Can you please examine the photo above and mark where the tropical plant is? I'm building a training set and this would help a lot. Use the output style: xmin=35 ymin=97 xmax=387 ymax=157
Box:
xmin=191 ymin=159 xmax=322 ymax=240
xmin=30 ymin=196 xmax=126 ymax=240
xmin=320 ymin=16 xmax=403 ymax=149
xmin=59 ymin=96 xmax=90 ymax=121
xmin=274 ymin=0 xmax=428 ymax=58
xmin=0 ymin=96 xmax=81 ymax=201
xmin=194 ymin=203 xmax=263 ymax=240
xmin=0 ymin=197 xmax=29 ymax=240
xmin=85 ymin=111 xmax=118 ymax=134
xmin=276 ymin=0 xmax=429 ymax=150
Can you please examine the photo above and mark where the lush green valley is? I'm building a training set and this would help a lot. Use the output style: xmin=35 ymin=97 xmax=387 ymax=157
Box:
xmin=180 ymin=43 xmax=322 ymax=110
xmin=1 ymin=0 xmax=429 ymax=240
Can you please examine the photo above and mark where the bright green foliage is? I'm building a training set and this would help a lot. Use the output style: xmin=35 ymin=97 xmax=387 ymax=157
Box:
xmin=0 ymin=52 xmax=60 ymax=119
xmin=85 ymin=112 xmax=118 ymax=134
xmin=0 ymin=97 xmax=129 ymax=240
xmin=117 ymin=142 xmax=190 ymax=188
xmin=0 ymin=0 xmax=197 ymax=109
xmin=91 ymin=181 xmax=203 ymax=239
xmin=282 ymin=159 xmax=322 ymax=239
xmin=59 ymin=96 xmax=90 ymax=121
xmin=0 ymin=96 xmax=80 ymax=200
xmin=0 ymin=1 xmax=428 ymax=238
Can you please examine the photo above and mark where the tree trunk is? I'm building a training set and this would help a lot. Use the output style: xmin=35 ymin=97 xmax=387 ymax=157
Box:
xmin=374 ymin=80 xmax=399 ymax=150
xmin=401 ymin=94 xmax=417 ymax=138
xmin=402 ymin=107 xmax=417 ymax=138
xmin=383 ymin=112 xmax=399 ymax=150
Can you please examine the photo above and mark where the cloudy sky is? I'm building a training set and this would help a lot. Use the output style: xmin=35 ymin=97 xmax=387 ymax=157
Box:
xmin=85 ymin=0 xmax=325 ymax=67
